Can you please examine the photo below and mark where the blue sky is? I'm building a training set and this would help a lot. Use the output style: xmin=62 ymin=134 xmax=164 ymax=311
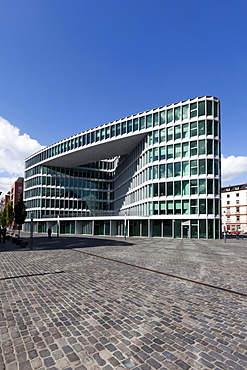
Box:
xmin=0 ymin=0 xmax=247 ymax=194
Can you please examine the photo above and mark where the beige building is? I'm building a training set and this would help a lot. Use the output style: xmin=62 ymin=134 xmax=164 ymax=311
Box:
xmin=221 ymin=183 xmax=247 ymax=233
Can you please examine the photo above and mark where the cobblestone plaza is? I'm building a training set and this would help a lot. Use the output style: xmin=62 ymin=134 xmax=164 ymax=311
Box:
xmin=0 ymin=235 xmax=246 ymax=369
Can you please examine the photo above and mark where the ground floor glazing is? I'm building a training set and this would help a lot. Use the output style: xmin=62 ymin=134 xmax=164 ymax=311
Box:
xmin=23 ymin=218 xmax=221 ymax=239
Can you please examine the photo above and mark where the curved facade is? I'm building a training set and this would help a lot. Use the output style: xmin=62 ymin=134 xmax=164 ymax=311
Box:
xmin=24 ymin=96 xmax=221 ymax=238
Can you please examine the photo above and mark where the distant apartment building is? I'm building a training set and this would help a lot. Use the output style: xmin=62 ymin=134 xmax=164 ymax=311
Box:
xmin=0 ymin=193 xmax=10 ymax=212
xmin=221 ymin=183 xmax=247 ymax=233
xmin=10 ymin=177 xmax=24 ymax=206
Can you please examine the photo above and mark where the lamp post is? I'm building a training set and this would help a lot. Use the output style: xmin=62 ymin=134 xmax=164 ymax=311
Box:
xmin=57 ymin=215 xmax=60 ymax=237
xmin=223 ymin=211 xmax=226 ymax=243
xmin=124 ymin=213 xmax=127 ymax=240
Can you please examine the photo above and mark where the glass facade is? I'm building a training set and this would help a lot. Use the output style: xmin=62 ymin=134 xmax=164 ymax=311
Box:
xmin=24 ymin=96 xmax=221 ymax=239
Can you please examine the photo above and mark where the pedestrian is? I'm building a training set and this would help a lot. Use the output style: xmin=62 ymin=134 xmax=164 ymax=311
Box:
xmin=48 ymin=227 xmax=52 ymax=238
xmin=0 ymin=227 xmax=2 ymax=243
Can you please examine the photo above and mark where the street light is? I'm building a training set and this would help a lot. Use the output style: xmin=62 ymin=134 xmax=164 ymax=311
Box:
xmin=223 ymin=211 xmax=226 ymax=243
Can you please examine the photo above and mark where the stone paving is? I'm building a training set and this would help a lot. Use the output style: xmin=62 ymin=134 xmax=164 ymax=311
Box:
xmin=0 ymin=234 xmax=246 ymax=370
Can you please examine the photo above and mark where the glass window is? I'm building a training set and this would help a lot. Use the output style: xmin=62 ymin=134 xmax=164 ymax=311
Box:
xmin=149 ymin=149 xmax=153 ymax=162
xmin=149 ymin=166 xmax=153 ymax=180
xmin=174 ymin=107 xmax=181 ymax=121
xmin=215 ymin=179 xmax=220 ymax=195
xmin=153 ymin=130 xmax=159 ymax=144
xmin=190 ymin=160 xmax=198 ymax=175
xmin=149 ymin=132 xmax=153 ymax=145
xmin=174 ymin=181 xmax=181 ymax=195
xmin=149 ymin=184 xmax=152 ymax=197
xmin=214 ymin=102 xmax=219 ymax=118
xmin=153 ymin=201 xmax=159 ymax=214
xmin=207 ymin=179 xmax=213 ymax=194
xmin=167 ymin=200 xmax=173 ymax=215
xmin=207 ymin=139 xmax=213 ymax=154
xmin=116 ymin=123 xmax=121 ymax=136
xmin=159 ymin=164 xmax=166 ymax=178
xmin=127 ymin=120 xmax=132 ymax=133
xmin=167 ymin=182 xmax=173 ymax=196
xmin=110 ymin=125 xmax=115 ymax=137
xmin=214 ymin=121 xmax=219 ymax=137
xmin=174 ymin=144 xmax=181 ymax=158
xmin=199 ymin=140 xmax=205 ymax=155
xmin=190 ymin=121 xmax=197 ymax=137
xmin=182 ymin=123 xmax=189 ymax=138
xmin=182 ymin=200 xmax=189 ymax=214
xmin=214 ymin=160 xmax=219 ymax=175
xmin=190 ymin=199 xmax=198 ymax=214
xmin=167 ymin=109 xmax=173 ymax=123
xmin=198 ymin=120 xmax=205 ymax=136
xmin=182 ymin=142 xmax=189 ymax=157
xmin=153 ymin=113 xmax=159 ymax=126
xmin=174 ymin=162 xmax=181 ymax=177
xmin=160 ymin=147 xmax=166 ymax=160
xmin=190 ymin=141 xmax=197 ymax=156
xmin=105 ymin=128 xmax=109 ymax=139
xmin=207 ymin=159 xmax=213 ymax=174
xmin=121 ymin=122 xmax=126 ymax=134
xmin=160 ymin=128 xmax=166 ymax=142
xmin=174 ymin=125 xmax=181 ymax=140
xmin=153 ymin=165 xmax=159 ymax=179
xmin=199 ymin=179 xmax=206 ymax=194
xmin=167 ymin=127 xmax=173 ymax=141
xmin=160 ymin=110 xmax=166 ymax=125
xmin=182 ymin=180 xmax=189 ymax=195
xmin=175 ymin=200 xmax=181 ymax=214
xmin=182 ymin=105 xmax=189 ymax=120
xmin=160 ymin=201 xmax=166 ymax=215
xmin=208 ymin=199 xmax=214 ymax=214
xmin=140 ymin=116 xmax=145 ymax=129
xmin=214 ymin=140 xmax=219 ymax=156
xmin=198 ymin=101 xmax=205 ymax=116
xmin=160 ymin=182 xmax=165 ymax=196
xmin=167 ymin=145 xmax=173 ymax=159
xmin=182 ymin=161 xmax=189 ymax=176
xmin=147 ymin=115 xmax=152 ymax=128
xmin=207 ymin=100 xmax=213 ymax=115
xmin=199 ymin=159 xmax=206 ymax=175
xmin=207 ymin=120 xmax=213 ymax=135
xmin=167 ymin=163 xmax=173 ymax=177
xmin=153 ymin=183 xmax=158 ymax=197
xmin=101 ymin=128 xmax=105 ymax=140
xmin=133 ymin=118 xmax=139 ymax=131
xmin=190 ymin=102 xmax=197 ymax=118
xmin=153 ymin=148 xmax=159 ymax=161
xmin=190 ymin=179 xmax=198 ymax=194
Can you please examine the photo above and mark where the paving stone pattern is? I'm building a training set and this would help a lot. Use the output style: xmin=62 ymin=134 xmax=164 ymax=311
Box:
xmin=0 ymin=234 xmax=246 ymax=369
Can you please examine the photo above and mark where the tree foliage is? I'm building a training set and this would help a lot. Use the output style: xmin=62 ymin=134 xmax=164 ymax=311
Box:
xmin=5 ymin=201 xmax=14 ymax=225
xmin=14 ymin=196 xmax=27 ymax=227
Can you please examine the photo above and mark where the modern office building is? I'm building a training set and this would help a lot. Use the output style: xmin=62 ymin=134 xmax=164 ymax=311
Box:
xmin=221 ymin=183 xmax=247 ymax=234
xmin=24 ymin=96 xmax=221 ymax=238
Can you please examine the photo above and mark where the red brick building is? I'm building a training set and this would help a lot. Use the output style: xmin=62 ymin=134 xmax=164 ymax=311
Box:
xmin=10 ymin=177 xmax=24 ymax=206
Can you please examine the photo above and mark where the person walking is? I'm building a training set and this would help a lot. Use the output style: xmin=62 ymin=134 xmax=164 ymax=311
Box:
xmin=48 ymin=227 xmax=52 ymax=238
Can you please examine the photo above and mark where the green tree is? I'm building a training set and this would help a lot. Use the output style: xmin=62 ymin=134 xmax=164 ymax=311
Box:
xmin=6 ymin=201 xmax=14 ymax=226
xmin=0 ymin=208 xmax=7 ymax=227
xmin=14 ymin=196 xmax=27 ymax=236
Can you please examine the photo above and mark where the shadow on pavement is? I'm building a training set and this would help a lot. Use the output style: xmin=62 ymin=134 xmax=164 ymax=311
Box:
xmin=0 ymin=235 xmax=134 ymax=252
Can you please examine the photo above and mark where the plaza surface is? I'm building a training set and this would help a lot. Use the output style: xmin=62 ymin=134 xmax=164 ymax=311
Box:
xmin=0 ymin=234 xmax=246 ymax=370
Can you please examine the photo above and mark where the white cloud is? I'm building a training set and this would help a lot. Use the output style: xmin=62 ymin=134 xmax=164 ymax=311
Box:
xmin=0 ymin=117 xmax=45 ymax=196
xmin=222 ymin=155 xmax=247 ymax=183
